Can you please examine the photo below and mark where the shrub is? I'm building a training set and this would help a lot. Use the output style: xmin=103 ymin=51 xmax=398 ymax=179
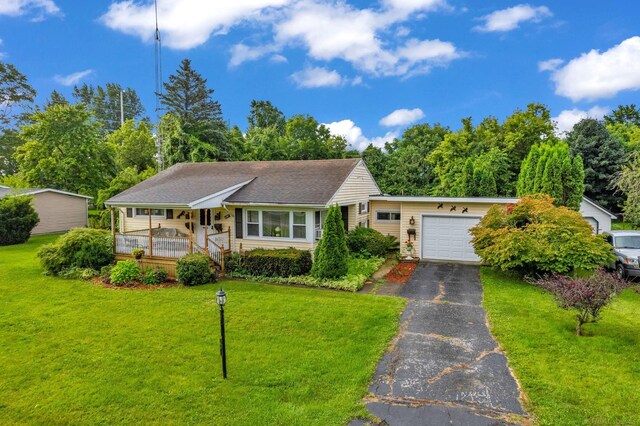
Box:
xmin=470 ymin=195 xmax=614 ymax=274
xmin=242 ymin=248 xmax=312 ymax=277
xmin=0 ymin=195 xmax=39 ymax=245
xmin=312 ymin=205 xmax=349 ymax=279
xmin=346 ymin=227 xmax=392 ymax=258
xmin=60 ymin=267 xmax=100 ymax=280
xmin=176 ymin=253 xmax=213 ymax=286
xmin=88 ymin=209 xmax=112 ymax=230
xmin=141 ymin=267 xmax=168 ymax=285
xmin=110 ymin=260 xmax=142 ymax=286
xmin=530 ymin=269 xmax=627 ymax=335
xmin=38 ymin=228 xmax=114 ymax=275
xmin=224 ymin=252 xmax=245 ymax=274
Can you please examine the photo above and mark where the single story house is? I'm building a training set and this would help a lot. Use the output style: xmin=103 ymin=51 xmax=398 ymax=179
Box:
xmin=105 ymin=159 xmax=379 ymax=273
xmin=0 ymin=185 xmax=91 ymax=235
xmin=105 ymin=159 xmax=616 ymax=273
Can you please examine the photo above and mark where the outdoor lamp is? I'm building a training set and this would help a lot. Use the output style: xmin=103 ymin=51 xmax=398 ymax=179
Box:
xmin=216 ymin=288 xmax=227 ymax=307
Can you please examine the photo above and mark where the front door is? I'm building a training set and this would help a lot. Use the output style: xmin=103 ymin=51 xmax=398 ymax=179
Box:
xmin=340 ymin=206 xmax=349 ymax=231
xmin=195 ymin=209 xmax=212 ymax=247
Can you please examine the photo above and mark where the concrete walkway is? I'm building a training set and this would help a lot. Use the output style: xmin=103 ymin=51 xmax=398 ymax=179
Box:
xmin=357 ymin=262 xmax=527 ymax=425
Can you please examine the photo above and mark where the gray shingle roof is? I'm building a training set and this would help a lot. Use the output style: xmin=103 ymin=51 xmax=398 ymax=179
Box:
xmin=106 ymin=159 xmax=362 ymax=207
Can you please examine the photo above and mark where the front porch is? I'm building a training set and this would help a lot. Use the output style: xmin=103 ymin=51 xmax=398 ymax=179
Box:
xmin=110 ymin=207 xmax=232 ymax=276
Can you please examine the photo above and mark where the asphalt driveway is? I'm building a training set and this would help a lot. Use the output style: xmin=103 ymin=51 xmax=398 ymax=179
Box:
xmin=358 ymin=262 xmax=527 ymax=425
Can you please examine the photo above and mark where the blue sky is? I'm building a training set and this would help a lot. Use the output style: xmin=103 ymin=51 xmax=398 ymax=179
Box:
xmin=1 ymin=0 xmax=639 ymax=150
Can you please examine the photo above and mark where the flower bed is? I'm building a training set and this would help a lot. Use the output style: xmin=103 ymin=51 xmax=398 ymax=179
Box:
xmin=385 ymin=262 xmax=417 ymax=283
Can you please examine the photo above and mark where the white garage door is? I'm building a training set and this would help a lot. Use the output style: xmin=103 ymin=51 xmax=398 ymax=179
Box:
xmin=585 ymin=217 xmax=599 ymax=234
xmin=421 ymin=216 xmax=481 ymax=262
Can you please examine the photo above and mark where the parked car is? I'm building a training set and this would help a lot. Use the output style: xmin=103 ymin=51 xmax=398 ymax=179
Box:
xmin=606 ymin=231 xmax=640 ymax=279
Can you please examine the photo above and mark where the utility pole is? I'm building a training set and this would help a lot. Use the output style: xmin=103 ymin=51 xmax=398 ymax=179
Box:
xmin=120 ymin=89 xmax=125 ymax=126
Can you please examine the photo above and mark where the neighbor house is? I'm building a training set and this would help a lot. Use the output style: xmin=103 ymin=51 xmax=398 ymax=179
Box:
xmin=104 ymin=159 xmax=380 ymax=275
xmin=105 ymin=159 xmax=615 ymax=274
xmin=0 ymin=185 xmax=91 ymax=235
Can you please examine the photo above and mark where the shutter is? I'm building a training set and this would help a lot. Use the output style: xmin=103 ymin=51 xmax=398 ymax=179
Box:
xmin=166 ymin=209 xmax=173 ymax=219
xmin=126 ymin=208 xmax=133 ymax=218
xmin=206 ymin=209 xmax=211 ymax=226
xmin=235 ymin=208 xmax=243 ymax=239
xmin=358 ymin=203 xmax=362 ymax=214
xmin=199 ymin=210 xmax=205 ymax=226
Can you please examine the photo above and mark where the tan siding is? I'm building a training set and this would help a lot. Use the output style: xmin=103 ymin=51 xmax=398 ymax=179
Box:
xmin=398 ymin=202 xmax=495 ymax=257
xmin=31 ymin=192 xmax=88 ymax=235
xmin=369 ymin=200 xmax=401 ymax=240
xmin=329 ymin=162 xmax=380 ymax=205
xmin=120 ymin=208 xmax=192 ymax=234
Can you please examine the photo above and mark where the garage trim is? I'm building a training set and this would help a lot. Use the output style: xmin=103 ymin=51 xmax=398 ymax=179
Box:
xmin=419 ymin=213 xmax=482 ymax=260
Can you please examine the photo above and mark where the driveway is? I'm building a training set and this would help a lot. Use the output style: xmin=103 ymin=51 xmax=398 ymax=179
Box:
xmin=358 ymin=262 xmax=527 ymax=425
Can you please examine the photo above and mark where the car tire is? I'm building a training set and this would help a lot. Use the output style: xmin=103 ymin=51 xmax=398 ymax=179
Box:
xmin=615 ymin=263 xmax=628 ymax=280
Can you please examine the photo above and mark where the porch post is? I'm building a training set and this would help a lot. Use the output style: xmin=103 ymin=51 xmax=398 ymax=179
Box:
xmin=148 ymin=210 xmax=153 ymax=257
xmin=110 ymin=207 xmax=116 ymax=254
xmin=204 ymin=209 xmax=210 ymax=256
xmin=188 ymin=210 xmax=193 ymax=253
xmin=227 ymin=226 xmax=231 ymax=250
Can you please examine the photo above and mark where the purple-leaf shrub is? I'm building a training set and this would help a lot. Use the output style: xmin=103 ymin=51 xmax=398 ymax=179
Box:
xmin=530 ymin=268 xmax=627 ymax=335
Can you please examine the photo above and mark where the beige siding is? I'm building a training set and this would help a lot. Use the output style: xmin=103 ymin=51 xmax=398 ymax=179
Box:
xmin=120 ymin=208 xmax=192 ymax=234
xmin=329 ymin=161 xmax=380 ymax=206
xmin=31 ymin=192 xmax=88 ymax=235
xmin=398 ymin=202 xmax=495 ymax=257
xmin=235 ymin=238 xmax=315 ymax=252
xmin=369 ymin=200 xmax=401 ymax=240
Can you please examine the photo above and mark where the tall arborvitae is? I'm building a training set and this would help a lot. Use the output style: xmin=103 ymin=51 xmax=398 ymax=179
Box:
xmin=473 ymin=163 xmax=497 ymax=196
xmin=311 ymin=205 xmax=349 ymax=279
xmin=517 ymin=142 xmax=584 ymax=210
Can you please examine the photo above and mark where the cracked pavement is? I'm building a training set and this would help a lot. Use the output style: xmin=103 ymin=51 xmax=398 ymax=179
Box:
xmin=356 ymin=262 xmax=527 ymax=426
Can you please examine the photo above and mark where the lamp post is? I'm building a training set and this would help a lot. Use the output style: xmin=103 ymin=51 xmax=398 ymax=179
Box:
xmin=216 ymin=287 xmax=227 ymax=379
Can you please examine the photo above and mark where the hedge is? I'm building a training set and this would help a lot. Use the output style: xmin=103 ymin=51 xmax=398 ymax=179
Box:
xmin=240 ymin=248 xmax=312 ymax=277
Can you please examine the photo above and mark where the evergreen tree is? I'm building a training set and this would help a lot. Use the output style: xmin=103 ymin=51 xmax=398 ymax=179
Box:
xmin=160 ymin=59 xmax=230 ymax=161
xmin=541 ymin=150 xmax=563 ymax=202
xmin=73 ymin=83 xmax=146 ymax=134
xmin=566 ymin=118 xmax=625 ymax=211
xmin=311 ymin=205 xmax=348 ymax=279
xmin=45 ymin=90 xmax=69 ymax=108
xmin=473 ymin=162 xmax=497 ymax=196
xmin=247 ymin=100 xmax=286 ymax=134
xmin=461 ymin=158 xmax=475 ymax=196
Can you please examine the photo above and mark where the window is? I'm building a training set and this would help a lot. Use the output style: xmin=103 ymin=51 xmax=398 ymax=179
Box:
xmin=293 ymin=212 xmax=306 ymax=239
xmin=359 ymin=202 xmax=369 ymax=214
xmin=376 ymin=211 xmax=401 ymax=221
xmin=135 ymin=208 xmax=165 ymax=217
xmin=247 ymin=210 xmax=260 ymax=236
xmin=263 ymin=211 xmax=290 ymax=238
xmin=245 ymin=210 xmax=307 ymax=240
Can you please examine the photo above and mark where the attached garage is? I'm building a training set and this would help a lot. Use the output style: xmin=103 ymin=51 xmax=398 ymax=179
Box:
xmin=369 ymin=195 xmax=617 ymax=264
xmin=421 ymin=215 xmax=481 ymax=262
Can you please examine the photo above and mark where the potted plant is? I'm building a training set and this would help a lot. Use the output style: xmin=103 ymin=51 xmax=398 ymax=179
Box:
xmin=131 ymin=248 xmax=145 ymax=260
xmin=404 ymin=239 xmax=415 ymax=260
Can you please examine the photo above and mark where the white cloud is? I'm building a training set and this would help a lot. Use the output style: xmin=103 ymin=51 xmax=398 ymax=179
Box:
xmin=379 ymin=108 xmax=425 ymax=127
xmin=550 ymin=36 xmax=640 ymax=101
xmin=553 ymin=106 xmax=609 ymax=135
xmin=290 ymin=66 xmax=343 ymax=88
xmin=324 ymin=119 xmax=398 ymax=151
xmin=474 ymin=4 xmax=552 ymax=32
xmin=102 ymin=0 xmax=463 ymax=79
xmin=0 ymin=0 xmax=60 ymax=18
xmin=538 ymin=58 xmax=563 ymax=71
xmin=270 ymin=54 xmax=288 ymax=63
xmin=54 ymin=69 xmax=93 ymax=87
xmin=101 ymin=0 xmax=291 ymax=50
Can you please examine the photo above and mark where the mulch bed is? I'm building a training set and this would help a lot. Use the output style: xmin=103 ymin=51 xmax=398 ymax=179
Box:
xmin=384 ymin=262 xmax=417 ymax=284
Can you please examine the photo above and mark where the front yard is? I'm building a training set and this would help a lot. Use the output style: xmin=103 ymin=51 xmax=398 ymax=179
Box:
xmin=0 ymin=236 xmax=405 ymax=424
xmin=482 ymin=268 xmax=640 ymax=425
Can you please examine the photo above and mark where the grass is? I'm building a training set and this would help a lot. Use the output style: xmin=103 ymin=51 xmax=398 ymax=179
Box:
xmin=481 ymin=268 xmax=640 ymax=425
xmin=0 ymin=236 xmax=405 ymax=425
xmin=612 ymin=220 xmax=640 ymax=230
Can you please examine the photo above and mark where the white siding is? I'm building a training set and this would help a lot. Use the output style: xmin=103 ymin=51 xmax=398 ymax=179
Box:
xmin=31 ymin=192 xmax=88 ymax=235
xmin=579 ymin=200 xmax=613 ymax=233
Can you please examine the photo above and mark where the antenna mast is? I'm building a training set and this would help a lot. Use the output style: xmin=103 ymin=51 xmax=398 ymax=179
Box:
xmin=154 ymin=0 xmax=164 ymax=170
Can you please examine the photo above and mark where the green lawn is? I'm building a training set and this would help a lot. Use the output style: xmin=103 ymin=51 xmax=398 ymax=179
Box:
xmin=482 ymin=268 xmax=640 ymax=425
xmin=0 ymin=236 xmax=405 ymax=425
xmin=612 ymin=220 xmax=640 ymax=230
